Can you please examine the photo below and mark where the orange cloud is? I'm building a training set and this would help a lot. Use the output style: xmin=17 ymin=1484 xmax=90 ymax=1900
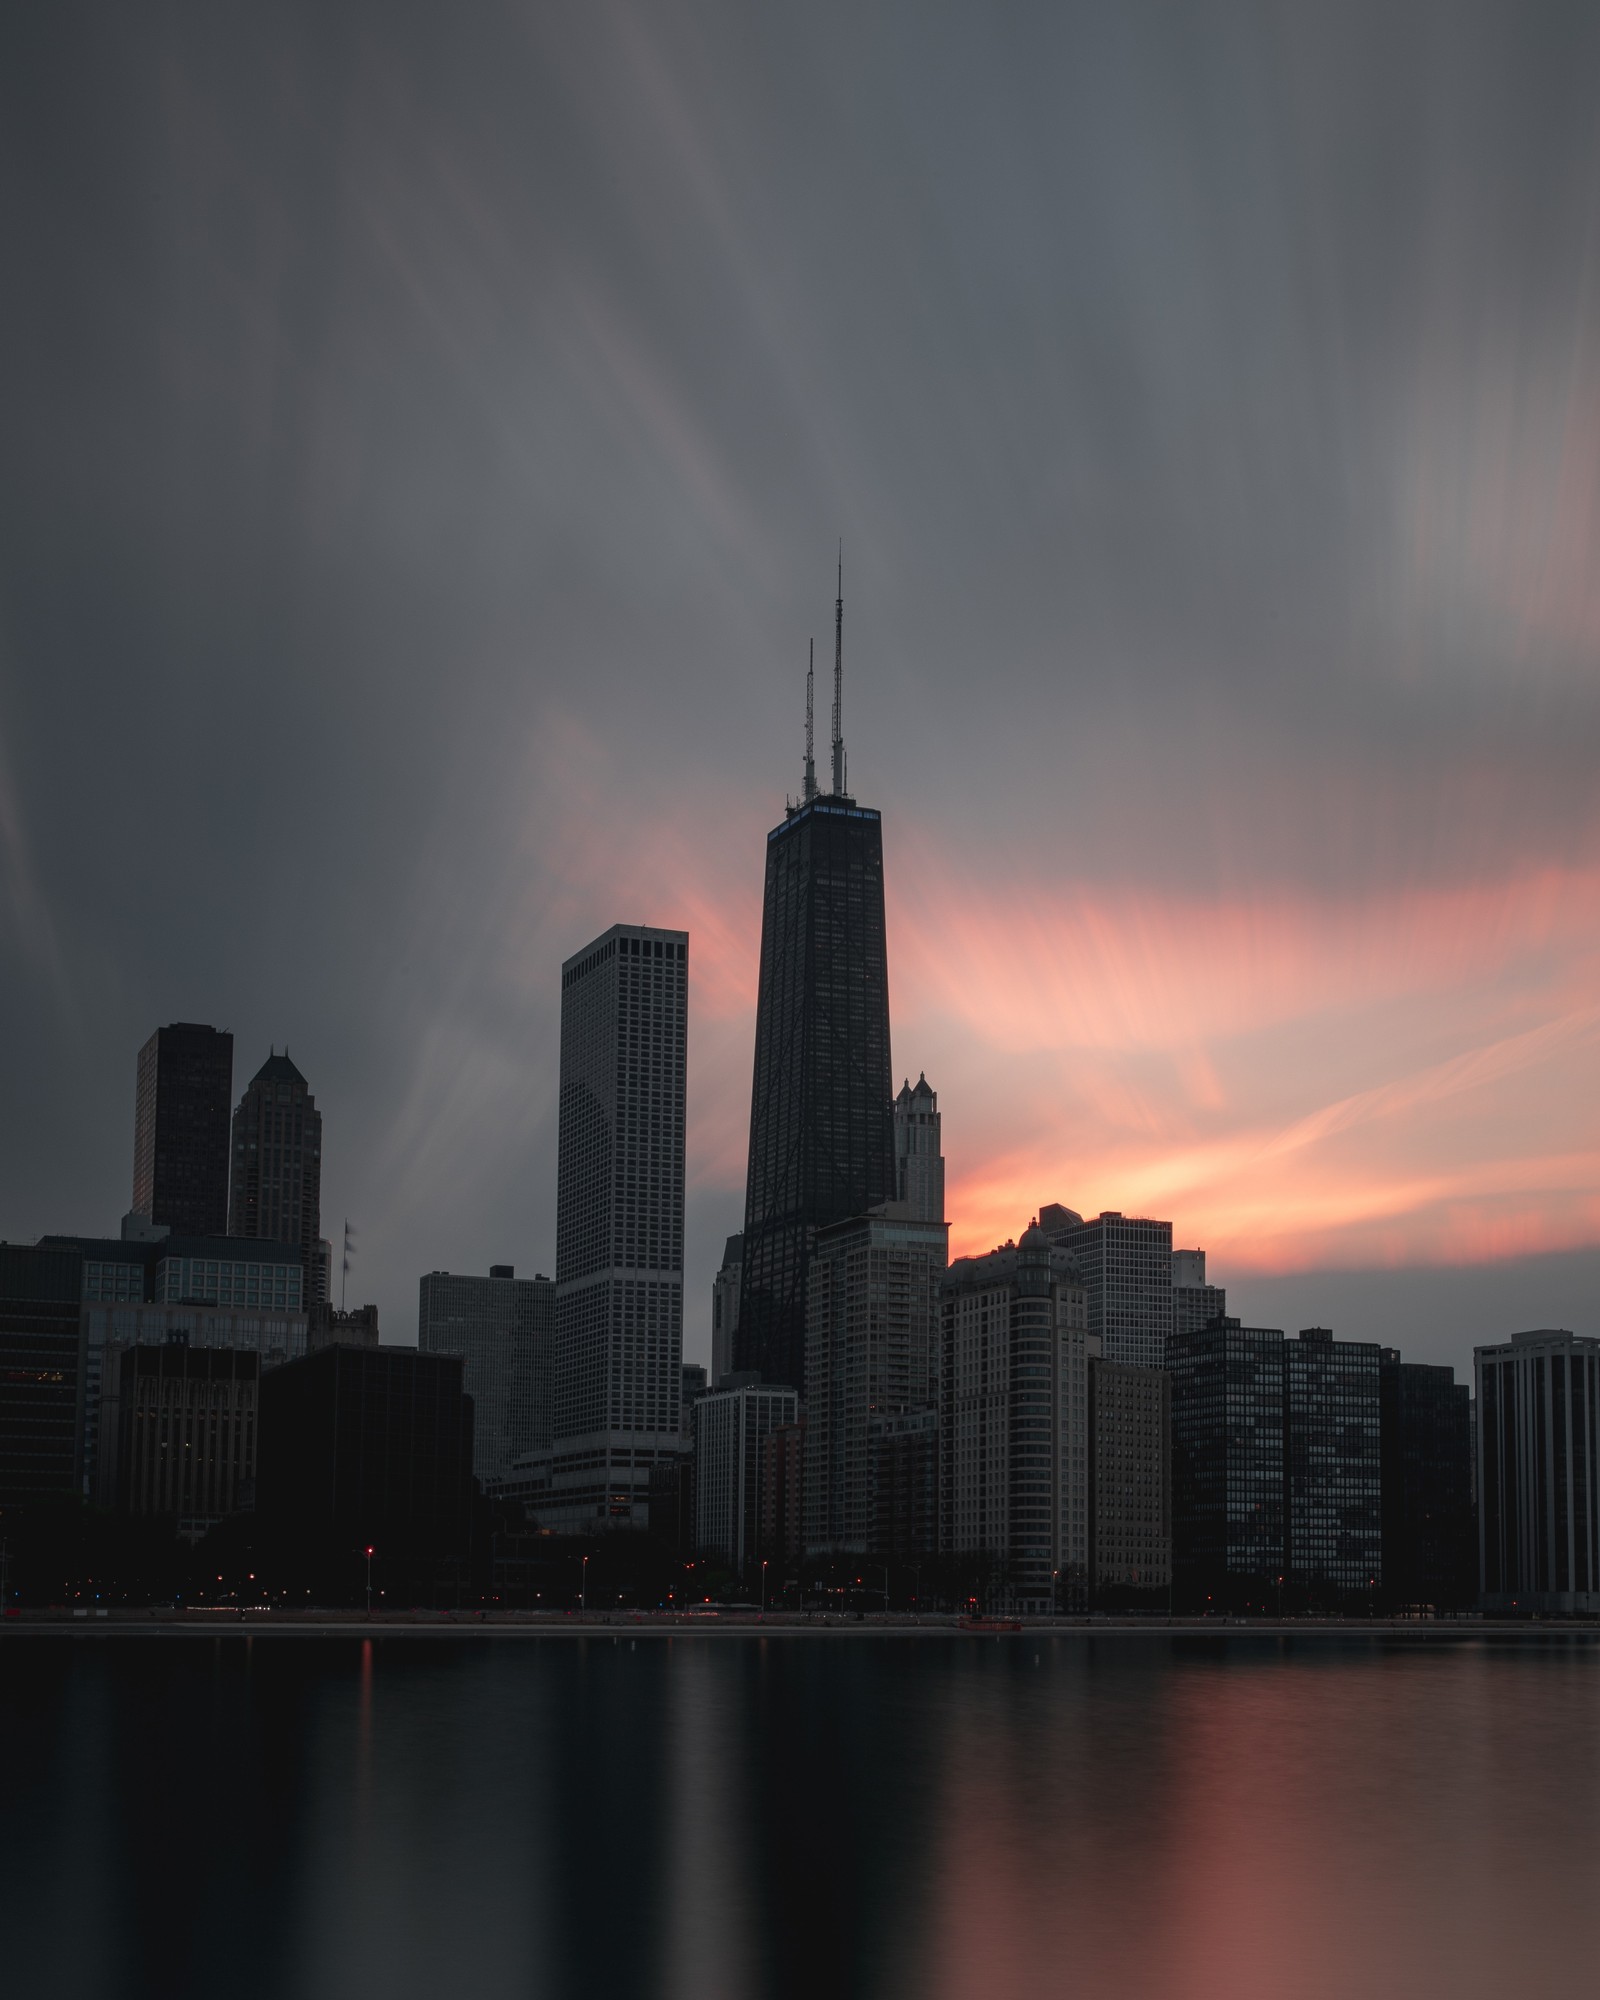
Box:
xmin=517 ymin=718 xmax=1600 ymax=1283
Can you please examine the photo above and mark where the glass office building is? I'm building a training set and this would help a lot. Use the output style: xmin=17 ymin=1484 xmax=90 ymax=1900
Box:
xmin=1171 ymin=1316 xmax=1286 ymax=1608
xmin=1284 ymin=1329 xmax=1383 ymax=1608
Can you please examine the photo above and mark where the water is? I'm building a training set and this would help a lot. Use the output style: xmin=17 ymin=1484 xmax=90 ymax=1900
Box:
xmin=2 ymin=1632 xmax=1597 ymax=1998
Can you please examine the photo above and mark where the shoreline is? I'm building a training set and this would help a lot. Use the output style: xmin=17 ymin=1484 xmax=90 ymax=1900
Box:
xmin=4 ymin=1613 xmax=1597 ymax=1641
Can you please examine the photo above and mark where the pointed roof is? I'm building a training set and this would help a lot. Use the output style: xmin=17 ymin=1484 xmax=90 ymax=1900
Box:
xmin=250 ymin=1049 xmax=308 ymax=1089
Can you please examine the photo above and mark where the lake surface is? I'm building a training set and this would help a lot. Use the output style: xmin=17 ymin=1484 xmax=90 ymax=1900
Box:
xmin=2 ymin=1632 xmax=1597 ymax=1999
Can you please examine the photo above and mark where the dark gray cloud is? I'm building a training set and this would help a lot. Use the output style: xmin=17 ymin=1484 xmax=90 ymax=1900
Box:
xmin=3 ymin=1 xmax=1599 ymax=1370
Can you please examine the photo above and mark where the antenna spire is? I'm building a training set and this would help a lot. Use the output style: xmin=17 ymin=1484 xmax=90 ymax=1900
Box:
xmin=831 ymin=542 xmax=846 ymax=796
xmin=803 ymin=639 xmax=816 ymax=801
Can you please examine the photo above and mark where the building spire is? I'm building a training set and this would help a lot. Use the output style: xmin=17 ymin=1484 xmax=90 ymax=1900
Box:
xmin=831 ymin=541 xmax=846 ymax=796
xmin=803 ymin=638 xmax=816 ymax=801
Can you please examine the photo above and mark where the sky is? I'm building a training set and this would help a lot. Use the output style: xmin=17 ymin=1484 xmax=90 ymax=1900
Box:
xmin=2 ymin=1 xmax=1598 ymax=1374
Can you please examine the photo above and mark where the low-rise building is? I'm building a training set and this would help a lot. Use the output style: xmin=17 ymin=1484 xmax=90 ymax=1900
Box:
xmin=257 ymin=1346 xmax=475 ymax=1573
xmin=694 ymin=1378 xmax=799 ymax=1577
xmin=109 ymin=1341 xmax=258 ymax=1535
xmin=89 ymin=1301 xmax=307 ymax=1502
xmin=418 ymin=1265 xmax=553 ymax=1481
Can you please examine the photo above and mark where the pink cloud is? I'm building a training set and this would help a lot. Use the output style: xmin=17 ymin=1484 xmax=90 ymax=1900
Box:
xmin=519 ymin=721 xmax=1600 ymax=1280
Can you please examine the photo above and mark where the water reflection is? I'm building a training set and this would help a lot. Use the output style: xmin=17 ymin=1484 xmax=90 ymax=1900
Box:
xmin=2 ymin=1635 xmax=1597 ymax=1999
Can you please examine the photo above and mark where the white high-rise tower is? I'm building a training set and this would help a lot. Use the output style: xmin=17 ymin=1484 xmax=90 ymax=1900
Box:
xmin=544 ymin=923 xmax=687 ymax=1531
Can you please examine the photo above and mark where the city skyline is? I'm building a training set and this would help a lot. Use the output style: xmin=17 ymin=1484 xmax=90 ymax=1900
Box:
xmin=7 ymin=14 xmax=1600 ymax=1996
xmin=3 ymin=7 xmax=1599 ymax=1372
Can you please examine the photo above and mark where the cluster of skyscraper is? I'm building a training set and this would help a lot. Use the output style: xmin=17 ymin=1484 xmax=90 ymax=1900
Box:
xmin=514 ymin=572 xmax=1578 ymax=1617
xmin=3 ymin=575 xmax=1597 ymax=1617
xmin=0 ymin=1028 xmax=370 ymax=1518
xmin=1 ymin=1029 xmax=486 ymax=1580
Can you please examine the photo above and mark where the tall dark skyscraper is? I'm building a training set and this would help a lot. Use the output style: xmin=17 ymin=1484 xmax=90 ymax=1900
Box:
xmin=227 ymin=1050 xmax=323 ymax=1295
xmin=737 ymin=566 xmax=894 ymax=1396
xmin=131 ymin=1023 xmax=234 ymax=1237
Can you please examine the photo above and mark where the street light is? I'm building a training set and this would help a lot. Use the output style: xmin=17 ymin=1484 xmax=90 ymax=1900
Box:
xmin=365 ymin=1546 xmax=374 ymax=1617
xmin=581 ymin=1554 xmax=589 ymax=1616
xmin=761 ymin=1559 xmax=768 ymax=1615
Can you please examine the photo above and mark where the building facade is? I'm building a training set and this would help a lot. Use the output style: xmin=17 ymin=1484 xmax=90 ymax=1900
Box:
xmin=308 ymin=1303 xmax=380 ymax=1352
xmin=940 ymin=1229 xmax=1092 ymax=1613
xmin=0 ymin=1242 xmax=88 ymax=1507
xmin=738 ymin=611 xmax=895 ymax=1400
xmin=257 ymin=1345 xmax=475 ymax=1565
xmin=227 ymin=1052 xmax=323 ymax=1299
xmin=109 ymin=1341 xmax=258 ymax=1532
xmin=1039 ymin=1209 xmax=1174 ymax=1370
xmin=1171 ymin=1317 xmax=1286 ymax=1610
xmin=1173 ymin=1319 xmax=1383 ymax=1610
xmin=37 ymin=1230 xmax=305 ymax=1501
xmin=131 ymin=1023 xmax=234 ymax=1238
xmin=804 ymin=1205 xmax=947 ymax=1556
xmin=549 ymin=925 xmax=687 ymax=1531
xmin=1284 ymin=1329 xmax=1383 ymax=1609
xmin=1088 ymin=1358 xmax=1171 ymax=1599
xmin=680 ymin=1361 xmax=707 ymax=1442
xmin=869 ymin=1407 xmax=938 ymax=1560
xmin=153 ymin=1240 xmax=304 ymax=1311
xmin=1378 ymin=1351 xmax=1475 ymax=1613
xmin=1476 ymin=1330 xmax=1600 ymax=1615
xmin=419 ymin=1265 xmax=554 ymax=1481
xmin=88 ymin=1300 xmax=307 ymax=1504
xmin=694 ymin=1378 xmax=800 ymax=1577
xmin=893 ymin=1074 xmax=945 ymax=1223
xmin=711 ymin=1233 xmax=743 ymax=1388
xmin=760 ymin=1418 xmax=806 ymax=1570
xmin=1171 ymin=1248 xmax=1226 ymax=1341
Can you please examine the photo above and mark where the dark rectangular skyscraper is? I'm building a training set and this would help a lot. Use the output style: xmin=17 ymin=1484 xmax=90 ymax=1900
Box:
xmin=1284 ymin=1328 xmax=1383 ymax=1610
xmin=1379 ymin=1349 xmax=1475 ymax=1613
xmin=1171 ymin=1316 xmax=1286 ymax=1610
xmin=132 ymin=1023 xmax=234 ymax=1237
xmin=738 ymin=571 xmax=893 ymax=1396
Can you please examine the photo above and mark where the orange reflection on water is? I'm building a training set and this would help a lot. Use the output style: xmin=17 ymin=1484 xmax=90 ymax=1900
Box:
xmin=917 ymin=1644 xmax=1600 ymax=2000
